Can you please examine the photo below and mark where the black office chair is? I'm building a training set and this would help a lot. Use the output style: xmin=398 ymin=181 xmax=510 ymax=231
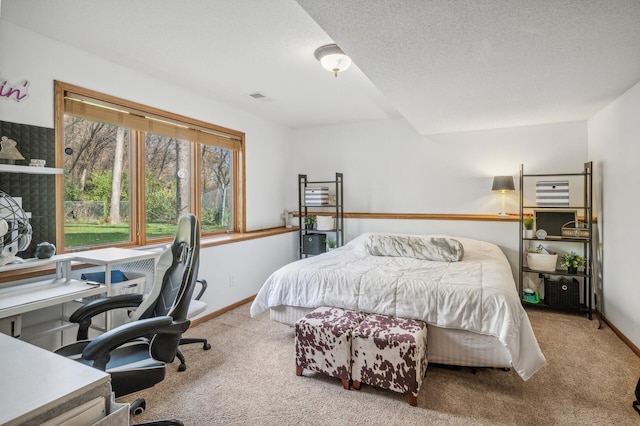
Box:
xmin=55 ymin=214 xmax=200 ymax=423
xmin=146 ymin=245 xmax=211 ymax=372
xmin=174 ymin=278 xmax=211 ymax=371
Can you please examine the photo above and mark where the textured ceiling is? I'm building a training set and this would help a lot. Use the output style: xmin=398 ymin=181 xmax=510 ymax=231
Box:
xmin=2 ymin=0 xmax=640 ymax=135
xmin=297 ymin=0 xmax=640 ymax=134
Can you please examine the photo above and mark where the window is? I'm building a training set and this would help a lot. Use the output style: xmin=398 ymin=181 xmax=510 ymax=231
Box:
xmin=55 ymin=81 xmax=245 ymax=251
xmin=143 ymin=133 xmax=192 ymax=240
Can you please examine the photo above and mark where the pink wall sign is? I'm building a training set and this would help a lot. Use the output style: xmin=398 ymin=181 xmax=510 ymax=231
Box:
xmin=0 ymin=78 xmax=30 ymax=102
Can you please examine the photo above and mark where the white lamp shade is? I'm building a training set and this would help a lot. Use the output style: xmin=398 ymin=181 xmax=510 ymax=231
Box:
xmin=314 ymin=44 xmax=352 ymax=76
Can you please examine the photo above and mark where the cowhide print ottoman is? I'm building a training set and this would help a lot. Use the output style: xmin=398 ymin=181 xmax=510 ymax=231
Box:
xmin=351 ymin=314 xmax=428 ymax=406
xmin=295 ymin=306 xmax=366 ymax=389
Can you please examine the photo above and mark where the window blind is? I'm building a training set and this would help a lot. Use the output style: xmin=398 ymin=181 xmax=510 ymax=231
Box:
xmin=63 ymin=93 xmax=242 ymax=151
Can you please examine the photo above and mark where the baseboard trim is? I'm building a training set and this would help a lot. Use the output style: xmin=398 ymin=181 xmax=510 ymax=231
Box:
xmin=601 ymin=314 xmax=640 ymax=358
xmin=190 ymin=294 xmax=256 ymax=327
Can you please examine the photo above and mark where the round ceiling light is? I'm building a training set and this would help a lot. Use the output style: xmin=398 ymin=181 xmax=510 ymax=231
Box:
xmin=314 ymin=44 xmax=352 ymax=77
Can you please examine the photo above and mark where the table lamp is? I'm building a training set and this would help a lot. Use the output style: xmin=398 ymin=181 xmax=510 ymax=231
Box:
xmin=492 ymin=175 xmax=515 ymax=217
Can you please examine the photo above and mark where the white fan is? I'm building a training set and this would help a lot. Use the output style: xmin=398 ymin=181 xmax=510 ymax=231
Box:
xmin=0 ymin=190 xmax=32 ymax=266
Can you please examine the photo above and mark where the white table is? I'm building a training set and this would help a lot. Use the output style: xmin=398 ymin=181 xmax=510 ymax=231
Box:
xmin=0 ymin=333 xmax=128 ymax=425
xmin=0 ymin=248 xmax=158 ymax=341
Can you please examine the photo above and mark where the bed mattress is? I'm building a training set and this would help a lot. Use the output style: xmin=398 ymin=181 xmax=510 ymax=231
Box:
xmin=251 ymin=233 xmax=545 ymax=380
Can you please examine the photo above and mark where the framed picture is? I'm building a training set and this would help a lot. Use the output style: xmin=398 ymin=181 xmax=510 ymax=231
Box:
xmin=534 ymin=209 xmax=577 ymax=239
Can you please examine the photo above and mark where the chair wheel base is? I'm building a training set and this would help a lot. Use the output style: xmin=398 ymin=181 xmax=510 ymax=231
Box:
xmin=203 ymin=342 xmax=211 ymax=350
xmin=178 ymin=363 xmax=187 ymax=372
xmin=130 ymin=398 xmax=146 ymax=416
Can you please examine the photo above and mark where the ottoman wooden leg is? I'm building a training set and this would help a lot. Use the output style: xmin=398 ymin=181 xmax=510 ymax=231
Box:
xmin=352 ymin=380 xmax=361 ymax=390
xmin=296 ymin=365 xmax=303 ymax=376
xmin=342 ymin=378 xmax=350 ymax=390
xmin=408 ymin=393 xmax=417 ymax=407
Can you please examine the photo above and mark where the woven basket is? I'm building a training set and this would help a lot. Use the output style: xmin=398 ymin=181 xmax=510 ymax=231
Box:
xmin=526 ymin=252 xmax=558 ymax=272
xmin=561 ymin=220 xmax=590 ymax=238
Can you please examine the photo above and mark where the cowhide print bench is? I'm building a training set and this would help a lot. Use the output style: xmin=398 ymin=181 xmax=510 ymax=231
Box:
xmin=295 ymin=306 xmax=366 ymax=389
xmin=295 ymin=307 xmax=428 ymax=406
xmin=351 ymin=313 xmax=428 ymax=407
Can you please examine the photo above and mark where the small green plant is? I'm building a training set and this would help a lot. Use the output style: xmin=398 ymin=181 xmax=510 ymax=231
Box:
xmin=560 ymin=252 xmax=586 ymax=269
xmin=523 ymin=215 xmax=534 ymax=230
xmin=304 ymin=214 xmax=316 ymax=228
xmin=327 ymin=237 xmax=337 ymax=249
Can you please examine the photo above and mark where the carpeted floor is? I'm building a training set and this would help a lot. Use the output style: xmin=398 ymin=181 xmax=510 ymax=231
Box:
xmin=122 ymin=303 xmax=640 ymax=425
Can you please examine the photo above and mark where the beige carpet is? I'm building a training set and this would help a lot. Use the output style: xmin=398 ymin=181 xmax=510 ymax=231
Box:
xmin=122 ymin=304 xmax=640 ymax=425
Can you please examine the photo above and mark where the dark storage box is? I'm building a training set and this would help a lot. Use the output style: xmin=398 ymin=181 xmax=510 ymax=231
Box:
xmin=302 ymin=233 xmax=326 ymax=255
xmin=544 ymin=277 xmax=579 ymax=309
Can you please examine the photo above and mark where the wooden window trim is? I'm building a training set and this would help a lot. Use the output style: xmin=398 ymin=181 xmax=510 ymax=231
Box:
xmin=54 ymin=80 xmax=246 ymax=250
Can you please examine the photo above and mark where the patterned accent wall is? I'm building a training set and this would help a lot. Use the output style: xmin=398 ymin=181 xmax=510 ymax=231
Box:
xmin=0 ymin=120 xmax=57 ymax=258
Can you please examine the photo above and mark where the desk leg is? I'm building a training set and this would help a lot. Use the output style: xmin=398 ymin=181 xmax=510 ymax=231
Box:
xmin=105 ymin=265 xmax=112 ymax=331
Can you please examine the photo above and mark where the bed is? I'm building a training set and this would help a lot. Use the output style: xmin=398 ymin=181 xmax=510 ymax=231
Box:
xmin=250 ymin=233 xmax=546 ymax=380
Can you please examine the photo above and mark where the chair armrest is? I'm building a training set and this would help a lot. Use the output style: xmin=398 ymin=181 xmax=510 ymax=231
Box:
xmin=70 ymin=293 xmax=145 ymax=341
xmin=194 ymin=278 xmax=207 ymax=300
xmin=70 ymin=294 xmax=144 ymax=322
xmin=82 ymin=316 xmax=190 ymax=370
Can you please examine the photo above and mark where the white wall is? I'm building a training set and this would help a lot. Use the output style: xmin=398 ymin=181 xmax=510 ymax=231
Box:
xmin=0 ymin=20 xmax=297 ymax=317
xmin=290 ymin=118 xmax=589 ymax=269
xmin=197 ymin=232 xmax=298 ymax=315
xmin=588 ymin=80 xmax=640 ymax=349
xmin=289 ymin=118 xmax=587 ymax=215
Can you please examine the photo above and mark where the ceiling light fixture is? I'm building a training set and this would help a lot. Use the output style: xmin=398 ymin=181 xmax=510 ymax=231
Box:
xmin=314 ymin=44 xmax=352 ymax=77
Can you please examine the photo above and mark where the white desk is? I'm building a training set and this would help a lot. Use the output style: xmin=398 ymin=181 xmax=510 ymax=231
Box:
xmin=0 ymin=248 xmax=157 ymax=341
xmin=0 ymin=333 xmax=126 ymax=425
xmin=0 ymin=279 xmax=105 ymax=318
xmin=71 ymin=247 xmax=159 ymax=295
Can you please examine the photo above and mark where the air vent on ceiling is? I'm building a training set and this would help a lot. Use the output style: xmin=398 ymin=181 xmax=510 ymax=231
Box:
xmin=248 ymin=92 xmax=272 ymax=102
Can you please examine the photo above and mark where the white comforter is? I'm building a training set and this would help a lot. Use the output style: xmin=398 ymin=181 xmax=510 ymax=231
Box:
xmin=250 ymin=233 xmax=546 ymax=380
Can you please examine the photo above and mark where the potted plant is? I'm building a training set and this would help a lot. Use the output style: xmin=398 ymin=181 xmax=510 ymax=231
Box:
xmin=523 ymin=215 xmax=534 ymax=238
xmin=304 ymin=214 xmax=316 ymax=230
xmin=327 ymin=237 xmax=337 ymax=250
xmin=560 ymin=252 xmax=586 ymax=274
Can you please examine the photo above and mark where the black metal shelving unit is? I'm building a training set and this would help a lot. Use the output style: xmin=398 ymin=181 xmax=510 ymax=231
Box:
xmin=298 ymin=173 xmax=343 ymax=259
xmin=518 ymin=162 xmax=594 ymax=319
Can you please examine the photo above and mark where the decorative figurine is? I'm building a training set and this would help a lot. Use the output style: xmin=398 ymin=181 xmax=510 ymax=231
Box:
xmin=0 ymin=136 xmax=25 ymax=162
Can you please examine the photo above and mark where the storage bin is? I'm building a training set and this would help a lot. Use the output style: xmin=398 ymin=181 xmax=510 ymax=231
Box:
xmin=544 ymin=277 xmax=579 ymax=309
xmin=305 ymin=187 xmax=329 ymax=206
xmin=302 ymin=233 xmax=326 ymax=255
xmin=526 ymin=252 xmax=558 ymax=272
xmin=316 ymin=215 xmax=334 ymax=231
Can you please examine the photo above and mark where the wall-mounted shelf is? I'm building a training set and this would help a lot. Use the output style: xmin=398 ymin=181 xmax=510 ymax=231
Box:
xmin=0 ymin=164 xmax=63 ymax=174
